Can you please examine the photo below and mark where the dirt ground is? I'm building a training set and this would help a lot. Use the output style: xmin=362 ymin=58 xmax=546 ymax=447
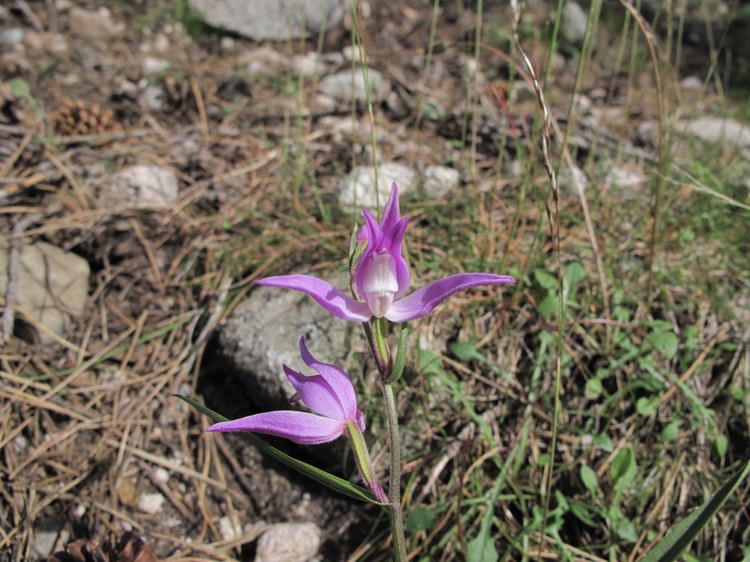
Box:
xmin=1 ymin=0 xmax=747 ymax=561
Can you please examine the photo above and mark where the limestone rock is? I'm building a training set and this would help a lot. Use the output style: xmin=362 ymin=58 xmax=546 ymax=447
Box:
xmin=68 ymin=7 xmax=124 ymax=40
xmin=318 ymin=68 xmax=390 ymax=105
xmin=560 ymin=1 xmax=588 ymax=46
xmin=254 ymin=522 xmax=321 ymax=562
xmin=677 ymin=117 xmax=750 ymax=150
xmin=187 ymin=0 xmax=344 ymax=41
xmin=423 ymin=166 xmax=460 ymax=199
xmin=337 ymin=163 xmax=418 ymax=211
xmin=0 ymin=240 xmax=89 ymax=343
xmin=102 ymin=165 xmax=179 ymax=209
xmin=216 ymin=277 xmax=363 ymax=410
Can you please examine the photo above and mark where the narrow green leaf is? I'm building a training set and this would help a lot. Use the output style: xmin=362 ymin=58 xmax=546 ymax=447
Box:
xmin=714 ymin=434 xmax=728 ymax=458
xmin=450 ymin=340 xmax=479 ymax=362
xmin=611 ymin=446 xmax=637 ymax=489
xmin=639 ymin=457 xmax=750 ymax=562
xmin=580 ymin=464 xmax=598 ymax=496
xmin=175 ymin=395 xmax=380 ymax=504
xmin=387 ymin=325 xmax=409 ymax=383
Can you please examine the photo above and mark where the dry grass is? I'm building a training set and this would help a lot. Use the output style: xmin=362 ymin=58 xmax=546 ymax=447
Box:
xmin=2 ymin=1 xmax=750 ymax=561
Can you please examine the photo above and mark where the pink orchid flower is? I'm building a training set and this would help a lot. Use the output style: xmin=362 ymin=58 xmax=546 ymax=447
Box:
xmin=257 ymin=183 xmax=515 ymax=322
xmin=207 ymin=337 xmax=364 ymax=444
xmin=207 ymin=337 xmax=386 ymax=502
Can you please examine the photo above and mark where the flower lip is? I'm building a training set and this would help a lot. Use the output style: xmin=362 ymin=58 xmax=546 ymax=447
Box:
xmin=361 ymin=252 xmax=399 ymax=318
xmin=354 ymin=184 xmax=410 ymax=309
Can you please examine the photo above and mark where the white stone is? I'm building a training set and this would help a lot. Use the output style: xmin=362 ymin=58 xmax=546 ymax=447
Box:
xmin=138 ymin=492 xmax=165 ymax=514
xmin=143 ymin=86 xmax=164 ymax=112
xmin=680 ymin=75 xmax=703 ymax=91
xmin=102 ymin=164 xmax=179 ymax=208
xmin=142 ymin=56 xmax=170 ymax=75
xmin=187 ymin=0 xmax=344 ymax=40
xmin=33 ymin=517 xmax=67 ymax=560
xmin=154 ymin=467 xmax=170 ymax=483
xmin=254 ymin=522 xmax=321 ymax=562
xmin=337 ymin=163 xmax=418 ymax=211
xmin=0 ymin=27 xmax=24 ymax=46
xmin=560 ymin=1 xmax=588 ymax=45
xmin=677 ymin=116 xmax=750 ymax=150
xmin=69 ymin=6 xmax=124 ymax=39
xmin=606 ymin=165 xmax=645 ymax=192
xmin=220 ymin=36 xmax=236 ymax=52
xmin=244 ymin=47 xmax=290 ymax=76
xmin=292 ymin=52 xmax=327 ymax=77
xmin=219 ymin=514 xmax=242 ymax=542
xmin=0 ymin=240 xmax=90 ymax=343
xmin=423 ymin=166 xmax=460 ymax=199
xmin=318 ymin=68 xmax=390 ymax=104
xmin=560 ymin=164 xmax=588 ymax=192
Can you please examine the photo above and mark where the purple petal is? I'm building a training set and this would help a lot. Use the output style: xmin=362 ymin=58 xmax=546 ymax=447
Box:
xmin=284 ymin=365 xmax=357 ymax=422
xmin=380 ymin=183 xmax=401 ymax=233
xmin=257 ymin=275 xmax=370 ymax=322
xmin=362 ymin=209 xmax=383 ymax=247
xmin=284 ymin=359 xmax=358 ymax=423
xmin=386 ymin=273 xmax=516 ymax=322
xmin=388 ymin=218 xmax=410 ymax=298
xmin=207 ymin=410 xmax=345 ymax=445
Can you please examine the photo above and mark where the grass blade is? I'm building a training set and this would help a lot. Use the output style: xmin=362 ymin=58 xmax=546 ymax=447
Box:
xmin=639 ymin=457 xmax=750 ymax=562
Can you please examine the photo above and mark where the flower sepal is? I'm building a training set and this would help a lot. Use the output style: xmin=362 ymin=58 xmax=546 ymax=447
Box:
xmin=174 ymin=394 xmax=381 ymax=504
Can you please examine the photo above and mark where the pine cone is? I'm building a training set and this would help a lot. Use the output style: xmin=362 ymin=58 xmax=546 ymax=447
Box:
xmin=53 ymin=100 xmax=120 ymax=136
xmin=48 ymin=532 xmax=157 ymax=562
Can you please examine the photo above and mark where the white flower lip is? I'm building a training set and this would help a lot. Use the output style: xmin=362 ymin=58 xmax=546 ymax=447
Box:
xmin=362 ymin=253 xmax=399 ymax=318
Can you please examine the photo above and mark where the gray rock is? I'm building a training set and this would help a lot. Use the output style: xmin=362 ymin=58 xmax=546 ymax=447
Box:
xmin=292 ymin=53 xmax=324 ymax=77
xmin=605 ymin=165 xmax=645 ymax=194
xmin=560 ymin=1 xmax=588 ymax=46
xmin=217 ymin=278 xmax=364 ymax=409
xmin=680 ymin=75 xmax=704 ymax=91
xmin=318 ymin=68 xmax=390 ymax=105
xmin=0 ymin=27 xmax=24 ymax=46
xmin=142 ymin=56 xmax=170 ymax=75
xmin=142 ymin=85 xmax=165 ymax=112
xmin=423 ymin=166 xmax=460 ymax=199
xmin=68 ymin=7 xmax=124 ymax=39
xmin=0 ymin=240 xmax=89 ymax=343
xmin=102 ymin=165 xmax=179 ymax=208
xmin=337 ymin=163 xmax=418 ymax=211
xmin=677 ymin=117 xmax=750 ymax=150
xmin=244 ymin=46 xmax=290 ymax=76
xmin=636 ymin=120 xmax=659 ymax=147
xmin=559 ymin=164 xmax=588 ymax=192
xmin=255 ymin=522 xmax=321 ymax=562
xmin=33 ymin=516 xmax=68 ymax=560
xmin=187 ymin=0 xmax=344 ymax=41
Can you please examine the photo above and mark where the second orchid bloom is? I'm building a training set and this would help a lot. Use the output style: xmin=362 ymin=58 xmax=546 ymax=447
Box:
xmin=208 ymin=337 xmax=387 ymax=502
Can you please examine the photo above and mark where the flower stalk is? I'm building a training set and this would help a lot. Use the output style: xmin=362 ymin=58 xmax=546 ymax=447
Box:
xmin=383 ymin=381 xmax=406 ymax=562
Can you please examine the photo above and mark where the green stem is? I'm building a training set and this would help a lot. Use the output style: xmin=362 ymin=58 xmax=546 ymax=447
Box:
xmin=383 ymin=382 xmax=406 ymax=561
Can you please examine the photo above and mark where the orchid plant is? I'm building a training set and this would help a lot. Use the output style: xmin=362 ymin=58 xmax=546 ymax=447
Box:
xmin=179 ymin=182 xmax=750 ymax=560
xmin=200 ymin=184 xmax=514 ymax=560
